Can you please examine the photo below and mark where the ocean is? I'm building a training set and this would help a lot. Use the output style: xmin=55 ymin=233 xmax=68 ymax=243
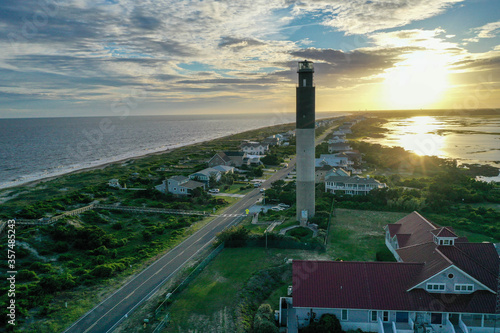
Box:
xmin=0 ymin=112 xmax=339 ymax=190
xmin=1 ymin=113 xmax=499 ymax=190
xmin=363 ymin=115 xmax=500 ymax=181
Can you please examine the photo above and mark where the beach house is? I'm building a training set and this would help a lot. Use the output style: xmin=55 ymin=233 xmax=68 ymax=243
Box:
xmin=325 ymin=175 xmax=385 ymax=195
xmin=155 ymin=175 xmax=205 ymax=196
xmin=280 ymin=212 xmax=499 ymax=333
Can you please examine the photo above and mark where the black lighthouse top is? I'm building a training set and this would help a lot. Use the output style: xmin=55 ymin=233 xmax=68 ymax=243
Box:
xmin=297 ymin=60 xmax=314 ymax=88
xmin=296 ymin=60 xmax=315 ymax=129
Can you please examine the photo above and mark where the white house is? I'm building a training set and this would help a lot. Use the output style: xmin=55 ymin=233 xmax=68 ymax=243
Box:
xmin=155 ymin=175 xmax=205 ymax=196
xmin=315 ymin=154 xmax=349 ymax=168
xmin=108 ymin=179 xmax=122 ymax=189
xmin=328 ymin=135 xmax=347 ymax=144
xmin=325 ymin=175 xmax=386 ymax=195
xmin=241 ymin=141 xmax=269 ymax=155
xmin=280 ymin=212 xmax=500 ymax=333
xmin=189 ymin=167 xmax=222 ymax=183
xmin=328 ymin=142 xmax=352 ymax=153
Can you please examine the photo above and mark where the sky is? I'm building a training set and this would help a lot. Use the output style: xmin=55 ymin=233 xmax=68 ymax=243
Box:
xmin=0 ymin=0 xmax=499 ymax=118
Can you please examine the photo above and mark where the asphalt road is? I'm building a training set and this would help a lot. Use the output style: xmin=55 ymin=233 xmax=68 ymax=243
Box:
xmin=64 ymin=126 xmax=332 ymax=333
xmin=64 ymin=160 xmax=296 ymax=333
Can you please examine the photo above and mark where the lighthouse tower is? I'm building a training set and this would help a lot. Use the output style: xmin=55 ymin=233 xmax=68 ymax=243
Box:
xmin=296 ymin=60 xmax=315 ymax=223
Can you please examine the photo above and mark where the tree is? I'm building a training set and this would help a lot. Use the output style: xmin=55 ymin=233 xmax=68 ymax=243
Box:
xmin=209 ymin=173 xmax=219 ymax=188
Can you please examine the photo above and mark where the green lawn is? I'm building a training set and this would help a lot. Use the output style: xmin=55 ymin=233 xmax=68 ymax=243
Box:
xmin=328 ymin=209 xmax=408 ymax=261
xmin=328 ymin=209 xmax=498 ymax=262
xmin=165 ymin=247 xmax=328 ymax=332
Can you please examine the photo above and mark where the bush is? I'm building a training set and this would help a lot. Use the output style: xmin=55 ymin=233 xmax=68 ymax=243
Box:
xmin=300 ymin=313 xmax=342 ymax=333
xmin=17 ymin=270 xmax=39 ymax=281
xmin=253 ymin=304 xmax=278 ymax=333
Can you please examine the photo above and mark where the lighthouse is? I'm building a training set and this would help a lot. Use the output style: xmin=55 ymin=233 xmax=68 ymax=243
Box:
xmin=296 ymin=60 xmax=315 ymax=223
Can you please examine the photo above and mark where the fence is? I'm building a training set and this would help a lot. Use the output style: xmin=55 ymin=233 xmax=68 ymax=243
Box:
xmin=94 ymin=204 xmax=209 ymax=216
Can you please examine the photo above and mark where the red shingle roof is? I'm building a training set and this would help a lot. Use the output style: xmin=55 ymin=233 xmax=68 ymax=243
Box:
xmin=431 ymin=227 xmax=458 ymax=238
xmin=293 ymin=260 xmax=496 ymax=313
xmin=388 ymin=211 xmax=437 ymax=247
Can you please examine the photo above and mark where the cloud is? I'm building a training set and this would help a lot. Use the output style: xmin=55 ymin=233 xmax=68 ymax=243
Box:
xmin=290 ymin=0 xmax=464 ymax=35
xmin=466 ymin=21 xmax=500 ymax=43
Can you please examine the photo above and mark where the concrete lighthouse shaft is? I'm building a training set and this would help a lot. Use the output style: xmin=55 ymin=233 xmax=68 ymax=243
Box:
xmin=296 ymin=60 xmax=315 ymax=223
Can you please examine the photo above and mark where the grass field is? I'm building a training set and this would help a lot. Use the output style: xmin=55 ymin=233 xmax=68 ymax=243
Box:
xmin=154 ymin=205 xmax=500 ymax=332
xmin=327 ymin=209 xmax=407 ymax=261
xmin=164 ymin=247 xmax=328 ymax=332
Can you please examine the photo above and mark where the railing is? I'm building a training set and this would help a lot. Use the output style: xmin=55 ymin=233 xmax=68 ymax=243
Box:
xmin=460 ymin=318 xmax=469 ymax=333
xmin=378 ymin=318 xmax=385 ymax=333
xmin=446 ymin=318 xmax=456 ymax=333
xmin=392 ymin=321 xmax=397 ymax=333
xmin=95 ymin=204 xmax=209 ymax=216
xmin=409 ymin=317 xmax=415 ymax=331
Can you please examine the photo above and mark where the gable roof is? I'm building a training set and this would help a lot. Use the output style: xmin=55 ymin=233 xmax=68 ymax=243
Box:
xmin=181 ymin=180 xmax=205 ymax=189
xmin=211 ymin=152 xmax=231 ymax=163
xmin=387 ymin=211 xmax=437 ymax=247
xmin=292 ymin=260 xmax=496 ymax=313
xmin=396 ymin=240 xmax=499 ymax=292
xmin=431 ymin=227 xmax=458 ymax=238
xmin=169 ymin=175 xmax=189 ymax=182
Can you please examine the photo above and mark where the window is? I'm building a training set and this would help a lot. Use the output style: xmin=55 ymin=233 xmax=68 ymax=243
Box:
xmin=454 ymin=284 xmax=474 ymax=292
xmin=426 ymin=283 xmax=445 ymax=291
xmin=448 ymin=273 xmax=454 ymax=279
xmin=371 ymin=311 xmax=378 ymax=322
xmin=383 ymin=311 xmax=389 ymax=322
xmin=341 ymin=309 xmax=348 ymax=321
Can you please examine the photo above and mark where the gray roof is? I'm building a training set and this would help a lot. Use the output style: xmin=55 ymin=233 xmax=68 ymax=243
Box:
xmin=192 ymin=168 xmax=220 ymax=177
xmin=170 ymin=175 xmax=189 ymax=182
xmin=182 ymin=180 xmax=205 ymax=189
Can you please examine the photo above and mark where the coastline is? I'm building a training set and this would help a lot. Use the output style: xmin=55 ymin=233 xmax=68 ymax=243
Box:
xmin=0 ymin=121 xmax=296 ymax=192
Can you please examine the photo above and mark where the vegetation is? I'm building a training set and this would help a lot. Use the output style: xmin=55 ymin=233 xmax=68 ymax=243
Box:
xmin=300 ymin=314 xmax=343 ymax=333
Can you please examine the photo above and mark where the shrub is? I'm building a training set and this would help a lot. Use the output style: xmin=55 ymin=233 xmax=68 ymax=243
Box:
xmin=17 ymin=270 xmax=39 ymax=281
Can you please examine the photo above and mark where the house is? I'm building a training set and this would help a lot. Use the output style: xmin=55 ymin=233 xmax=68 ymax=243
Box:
xmin=155 ymin=175 xmax=205 ymax=196
xmin=246 ymin=154 xmax=264 ymax=165
xmin=328 ymin=135 xmax=346 ymax=144
xmin=315 ymin=154 xmax=349 ymax=168
xmin=108 ymin=179 xmax=122 ymax=189
xmin=325 ymin=175 xmax=386 ymax=195
xmin=339 ymin=124 xmax=353 ymax=133
xmin=208 ymin=151 xmax=248 ymax=167
xmin=315 ymin=165 xmax=335 ymax=183
xmin=211 ymin=165 xmax=234 ymax=174
xmin=280 ymin=212 xmax=500 ymax=333
xmin=315 ymin=166 xmax=350 ymax=183
xmin=263 ymin=135 xmax=282 ymax=146
xmin=328 ymin=142 xmax=352 ymax=153
xmin=189 ymin=167 xmax=222 ymax=183
xmin=342 ymin=150 xmax=363 ymax=165
xmin=241 ymin=141 xmax=269 ymax=155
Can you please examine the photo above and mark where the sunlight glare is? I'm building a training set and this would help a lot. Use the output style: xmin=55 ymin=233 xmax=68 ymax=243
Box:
xmin=383 ymin=52 xmax=449 ymax=109
xmin=396 ymin=116 xmax=446 ymax=156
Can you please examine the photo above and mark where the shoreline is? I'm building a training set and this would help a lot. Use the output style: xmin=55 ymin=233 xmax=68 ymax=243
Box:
xmin=0 ymin=121 xmax=296 ymax=191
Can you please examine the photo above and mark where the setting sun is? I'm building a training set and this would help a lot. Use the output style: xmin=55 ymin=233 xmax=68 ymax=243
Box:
xmin=383 ymin=51 xmax=449 ymax=109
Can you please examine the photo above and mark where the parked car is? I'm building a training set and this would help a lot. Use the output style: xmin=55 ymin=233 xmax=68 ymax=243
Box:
xmin=208 ymin=188 xmax=220 ymax=193
xmin=278 ymin=203 xmax=290 ymax=208
xmin=271 ymin=206 xmax=285 ymax=211
xmin=253 ymin=182 xmax=261 ymax=188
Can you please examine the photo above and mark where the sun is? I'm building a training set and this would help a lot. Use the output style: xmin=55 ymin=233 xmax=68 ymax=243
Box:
xmin=383 ymin=51 xmax=449 ymax=109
